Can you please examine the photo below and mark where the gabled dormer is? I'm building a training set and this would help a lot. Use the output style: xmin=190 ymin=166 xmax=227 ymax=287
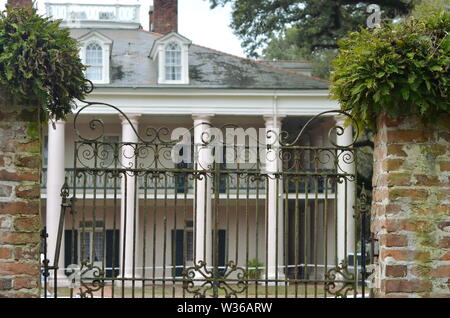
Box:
xmin=150 ymin=32 xmax=191 ymax=85
xmin=78 ymin=31 xmax=113 ymax=85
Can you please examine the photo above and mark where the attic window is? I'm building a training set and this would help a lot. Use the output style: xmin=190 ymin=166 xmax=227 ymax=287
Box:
xmin=151 ymin=33 xmax=191 ymax=85
xmin=79 ymin=31 xmax=112 ymax=85
xmin=165 ymin=42 xmax=182 ymax=81
xmin=86 ymin=42 xmax=103 ymax=81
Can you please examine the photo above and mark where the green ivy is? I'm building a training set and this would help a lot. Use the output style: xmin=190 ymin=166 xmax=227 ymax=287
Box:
xmin=330 ymin=9 xmax=450 ymax=130
xmin=0 ymin=7 xmax=89 ymax=121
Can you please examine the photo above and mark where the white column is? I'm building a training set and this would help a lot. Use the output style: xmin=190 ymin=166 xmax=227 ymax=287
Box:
xmin=264 ymin=115 xmax=285 ymax=282
xmin=192 ymin=114 xmax=214 ymax=269
xmin=119 ymin=114 xmax=141 ymax=279
xmin=46 ymin=120 xmax=65 ymax=278
xmin=335 ymin=116 xmax=356 ymax=264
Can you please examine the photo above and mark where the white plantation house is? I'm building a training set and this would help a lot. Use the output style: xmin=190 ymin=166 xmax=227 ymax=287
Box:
xmin=41 ymin=1 xmax=362 ymax=298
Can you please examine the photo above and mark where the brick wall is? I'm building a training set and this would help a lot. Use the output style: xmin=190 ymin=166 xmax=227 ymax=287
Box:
xmin=151 ymin=0 xmax=178 ymax=34
xmin=6 ymin=0 xmax=32 ymax=9
xmin=372 ymin=112 xmax=450 ymax=297
xmin=0 ymin=105 xmax=41 ymax=298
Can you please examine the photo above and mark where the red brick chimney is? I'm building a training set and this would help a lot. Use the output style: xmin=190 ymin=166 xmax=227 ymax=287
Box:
xmin=149 ymin=0 xmax=178 ymax=34
xmin=6 ymin=0 xmax=32 ymax=9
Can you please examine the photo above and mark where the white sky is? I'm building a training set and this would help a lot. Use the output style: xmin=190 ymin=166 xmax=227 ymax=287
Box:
xmin=0 ymin=0 xmax=246 ymax=57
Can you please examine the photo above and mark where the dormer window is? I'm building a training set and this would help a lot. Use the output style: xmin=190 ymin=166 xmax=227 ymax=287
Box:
xmin=150 ymin=32 xmax=192 ymax=85
xmin=165 ymin=42 xmax=182 ymax=81
xmin=78 ymin=31 xmax=113 ymax=85
xmin=86 ymin=42 xmax=103 ymax=81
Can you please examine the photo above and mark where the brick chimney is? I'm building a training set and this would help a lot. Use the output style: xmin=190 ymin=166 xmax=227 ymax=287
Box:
xmin=6 ymin=0 xmax=32 ymax=9
xmin=149 ymin=0 xmax=178 ymax=34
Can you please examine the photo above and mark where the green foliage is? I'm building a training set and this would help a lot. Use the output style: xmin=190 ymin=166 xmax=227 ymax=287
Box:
xmin=208 ymin=0 xmax=415 ymax=58
xmin=246 ymin=259 xmax=264 ymax=280
xmin=413 ymin=0 xmax=450 ymax=18
xmin=330 ymin=9 xmax=450 ymax=129
xmin=262 ymin=28 xmax=337 ymax=79
xmin=0 ymin=7 xmax=88 ymax=120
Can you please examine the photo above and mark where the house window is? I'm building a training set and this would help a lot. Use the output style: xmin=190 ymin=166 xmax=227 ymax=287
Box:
xmin=86 ymin=42 xmax=103 ymax=81
xmin=81 ymin=231 xmax=105 ymax=263
xmin=165 ymin=42 xmax=182 ymax=81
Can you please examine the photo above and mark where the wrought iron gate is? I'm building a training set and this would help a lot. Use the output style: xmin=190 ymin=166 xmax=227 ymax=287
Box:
xmin=41 ymin=103 xmax=370 ymax=298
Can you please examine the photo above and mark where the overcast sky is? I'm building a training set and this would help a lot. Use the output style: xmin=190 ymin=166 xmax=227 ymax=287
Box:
xmin=0 ymin=0 xmax=246 ymax=57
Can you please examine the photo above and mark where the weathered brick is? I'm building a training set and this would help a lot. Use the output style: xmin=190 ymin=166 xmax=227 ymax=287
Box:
xmin=389 ymin=189 xmax=429 ymax=201
xmin=14 ymin=246 xmax=40 ymax=261
xmin=380 ymin=234 xmax=408 ymax=247
xmin=440 ymin=251 xmax=450 ymax=261
xmin=0 ymin=279 xmax=12 ymax=290
xmin=387 ymin=173 xmax=411 ymax=187
xmin=1 ymin=232 xmax=40 ymax=245
xmin=13 ymin=277 xmax=37 ymax=290
xmin=14 ymin=216 xmax=40 ymax=232
xmin=380 ymin=249 xmax=430 ymax=262
xmin=431 ymin=265 xmax=450 ymax=278
xmin=438 ymin=221 xmax=450 ymax=232
xmin=15 ymin=184 xmax=40 ymax=200
xmin=0 ymin=170 xmax=39 ymax=182
xmin=14 ymin=154 xmax=40 ymax=169
xmin=414 ymin=174 xmax=445 ymax=187
xmin=382 ymin=279 xmax=432 ymax=293
xmin=382 ymin=159 xmax=404 ymax=171
xmin=437 ymin=190 xmax=450 ymax=201
xmin=385 ymin=265 xmax=407 ymax=278
xmin=0 ymin=262 xmax=39 ymax=276
xmin=373 ymin=189 xmax=389 ymax=202
xmin=387 ymin=144 xmax=407 ymax=157
xmin=15 ymin=140 xmax=40 ymax=154
xmin=0 ymin=215 xmax=12 ymax=229
xmin=439 ymin=237 xmax=450 ymax=248
xmin=0 ymin=184 xmax=12 ymax=198
xmin=0 ymin=247 xmax=12 ymax=259
xmin=440 ymin=162 xmax=450 ymax=172
xmin=0 ymin=201 xmax=39 ymax=215
xmin=386 ymin=130 xmax=434 ymax=143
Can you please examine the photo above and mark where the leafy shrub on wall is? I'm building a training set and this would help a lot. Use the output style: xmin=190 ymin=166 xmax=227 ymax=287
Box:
xmin=0 ymin=7 xmax=89 ymax=120
xmin=330 ymin=9 xmax=449 ymax=129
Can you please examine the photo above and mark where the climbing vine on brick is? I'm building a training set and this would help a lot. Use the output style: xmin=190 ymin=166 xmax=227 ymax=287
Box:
xmin=330 ymin=9 xmax=450 ymax=130
xmin=0 ymin=7 xmax=89 ymax=120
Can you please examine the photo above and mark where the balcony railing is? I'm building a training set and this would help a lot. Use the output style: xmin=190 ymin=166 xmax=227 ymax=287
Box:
xmin=41 ymin=169 xmax=336 ymax=194
xmin=45 ymin=3 xmax=140 ymax=25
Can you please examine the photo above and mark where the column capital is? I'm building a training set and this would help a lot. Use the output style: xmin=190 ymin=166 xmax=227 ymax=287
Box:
xmin=192 ymin=113 xmax=215 ymax=122
xmin=119 ymin=113 xmax=141 ymax=125
xmin=263 ymin=115 xmax=286 ymax=128
xmin=334 ymin=114 xmax=348 ymax=126
xmin=48 ymin=119 xmax=66 ymax=130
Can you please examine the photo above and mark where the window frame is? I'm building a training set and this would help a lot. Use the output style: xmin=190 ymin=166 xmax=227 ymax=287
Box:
xmin=85 ymin=42 xmax=104 ymax=82
xmin=164 ymin=42 xmax=182 ymax=82
xmin=151 ymin=33 xmax=191 ymax=85
xmin=79 ymin=32 xmax=112 ymax=85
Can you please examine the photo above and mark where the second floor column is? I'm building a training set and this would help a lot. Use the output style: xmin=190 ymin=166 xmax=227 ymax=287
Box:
xmin=192 ymin=114 xmax=214 ymax=270
xmin=46 ymin=120 xmax=66 ymax=279
xmin=264 ymin=115 xmax=286 ymax=283
xmin=119 ymin=114 xmax=141 ymax=280
xmin=335 ymin=115 xmax=356 ymax=265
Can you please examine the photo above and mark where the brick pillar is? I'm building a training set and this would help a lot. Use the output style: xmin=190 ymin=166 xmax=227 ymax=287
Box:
xmin=150 ymin=0 xmax=178 ymax=34
xmin=6 ymin=0 xmax=32 ymax=9
xmin=372 ymin=112 xmax=450 ymax=298
xmin=0 ymin=105 xmax=41 ymax=298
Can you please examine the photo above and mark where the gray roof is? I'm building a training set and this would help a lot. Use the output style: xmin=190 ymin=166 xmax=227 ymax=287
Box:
xmin=70 ymin=28 xmax=329 ymax=90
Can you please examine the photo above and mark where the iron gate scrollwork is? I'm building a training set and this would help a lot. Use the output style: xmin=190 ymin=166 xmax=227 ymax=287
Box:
xmin=41 ymin=98 xmax=370 ymax=298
